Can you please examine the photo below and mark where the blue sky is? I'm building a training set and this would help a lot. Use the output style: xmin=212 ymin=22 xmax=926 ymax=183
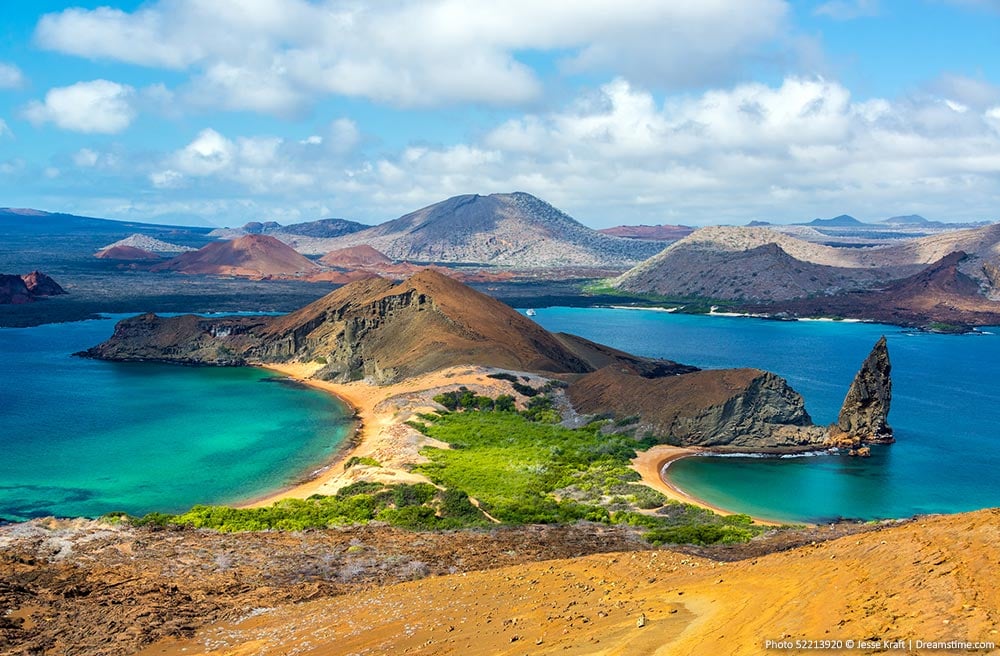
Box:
xmin=0 ymin=0 xmax=998 ymax=228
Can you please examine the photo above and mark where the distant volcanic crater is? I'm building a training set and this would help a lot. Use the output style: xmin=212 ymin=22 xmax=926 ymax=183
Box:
xmin=82 ymin=269 xmax=893 ymax=453
xmin=150 ymin=234 xmax=322 ymax=278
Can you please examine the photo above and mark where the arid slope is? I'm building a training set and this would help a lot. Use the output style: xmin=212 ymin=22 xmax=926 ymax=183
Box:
xmin=141 ymin=508 xmax=1000 ymax=656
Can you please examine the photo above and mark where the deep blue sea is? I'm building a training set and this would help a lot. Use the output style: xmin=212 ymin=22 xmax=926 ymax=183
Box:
xmin=530 ymin=307 xmax=1000 ymax=523
xmin=0 ymin=315 xmax=352 ymax=521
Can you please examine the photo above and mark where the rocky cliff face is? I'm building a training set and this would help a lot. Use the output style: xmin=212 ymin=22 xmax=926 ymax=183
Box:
xmin=830 ymin=336 xmax=893 ymax=448
xmin=568 ymin=365 xmax=826 ymax=450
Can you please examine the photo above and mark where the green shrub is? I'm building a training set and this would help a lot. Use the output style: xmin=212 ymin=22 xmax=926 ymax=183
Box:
xmin=511 ymin=382 xmax=539 ymax=397
xmin=344 ymin=456 xmax=381 ymax=470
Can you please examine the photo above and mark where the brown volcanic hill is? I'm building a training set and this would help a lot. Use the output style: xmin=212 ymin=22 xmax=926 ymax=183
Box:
xmin=300 ymin=192 xmax=665 ymax=266
xmin=140 ymin=508 xmax=1000 ymax=656
xmin=95 ymin=245 xmax=162 ymax=260
xmin=568 ymin=364 xmax=823 ymax=449
xmin=598 ymin=223 xmax=694 ymax=241
xmin=151 ymin=234 xmax=321 ymax=278
xmin=760 ymin=251 xmax=1000 ymax=328
xmin=84 ymin=270 xmax=615 ymax=383
xmin=254 ymin=270 xmax=598 ymax=381
xmin=614 ymin=240 xmax=890 ymax=301
xmin=1 ymin=271 xmax=66 ymax=304
xmin=318 ymin=244 xmax=393 ymax=268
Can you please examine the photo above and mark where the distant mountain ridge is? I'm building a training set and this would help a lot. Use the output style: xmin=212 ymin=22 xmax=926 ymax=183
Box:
xmin=291 ymin=192 xmax=666 ymax=266
xmin=210 ymin=218 xmax=369 ymax=240
xmin=801 ymin=214 xmax=865 ymax=227
xmin=0 ymin=208 xmax=211 ymax=236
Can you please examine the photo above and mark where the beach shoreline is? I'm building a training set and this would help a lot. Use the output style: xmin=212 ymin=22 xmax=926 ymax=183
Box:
xmin=632 ymin=445 xmax=787 ymax=527
xmin=237 ymin=363 xmax=535 ymax=508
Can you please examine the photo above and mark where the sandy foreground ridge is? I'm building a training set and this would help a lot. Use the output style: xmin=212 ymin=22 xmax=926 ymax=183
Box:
xmin=141 ymin=508 xmax=1000 ymax=656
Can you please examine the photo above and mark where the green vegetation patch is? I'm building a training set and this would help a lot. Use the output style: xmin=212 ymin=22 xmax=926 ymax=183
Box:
xmin=410 ymin=407 xmax=772 ymax=544
xmin=125 ymin=481 xmax=489 ymax=532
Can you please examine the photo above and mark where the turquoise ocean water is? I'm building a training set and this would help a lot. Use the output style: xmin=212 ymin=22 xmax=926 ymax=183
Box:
xmin=530 ymin=307 xmax=1000 ymax=523
xmin=0 ymin=315 xmax=352 ymax=521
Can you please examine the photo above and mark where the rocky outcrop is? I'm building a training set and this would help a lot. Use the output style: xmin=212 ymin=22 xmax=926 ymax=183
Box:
xmin=81 ymin=313 xmax=269 ymax=365
xmin=829 ymin=336 xmax=893 ymax=448
xmin=568 ymin=365 xmax=826 ymax=450
xmin=0 ymin=271 xmax=66 ymax=304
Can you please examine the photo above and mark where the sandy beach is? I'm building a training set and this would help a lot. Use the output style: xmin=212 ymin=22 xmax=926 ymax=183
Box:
xmin=631 ymin=445 xmax=783 ymax=526
xmin=239 ymin=363 xmax=548 ymax=507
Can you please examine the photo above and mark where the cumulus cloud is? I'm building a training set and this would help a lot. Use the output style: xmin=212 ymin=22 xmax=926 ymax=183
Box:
xmin=0 ymin=62 xmax=25 ymax=88
xmin=22 ymin=80 xmax=137 ymax=134
xmin=35 ymin=0 xmax=789 ymax=112
xmin=152 ymin=126 xmax=339 ymax=193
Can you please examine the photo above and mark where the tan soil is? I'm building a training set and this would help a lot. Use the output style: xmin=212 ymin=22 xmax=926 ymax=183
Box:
xmin=138 ymin=509 xmax=1000 ymax=656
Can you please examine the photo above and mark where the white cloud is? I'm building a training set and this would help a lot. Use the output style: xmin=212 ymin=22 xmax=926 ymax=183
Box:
xmin=153 ymin=126 xmax=331 ymax=192
xmin=0 ymin=62 xmax=25 ymax=88
xmin=172 ymin=128 xmax=235 ymax=176
xmin=35 ymin=0 xmax=789 ymax=111
xmin=40 ymin=76 xmax=1000 ymax=227
xmin=0 ymin=118 xmax=11 ymax=138
xmin=814 ymin=0 xmax=880 ymax=20
xmin=22 ymin=80 xmax=136 ymax=134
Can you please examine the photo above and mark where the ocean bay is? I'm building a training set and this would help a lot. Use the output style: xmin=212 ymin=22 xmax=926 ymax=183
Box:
xmin=0 ymin=315 xmax=352 ymax=521
xmin=531 ymin=307 xmax=1000 ymax=523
